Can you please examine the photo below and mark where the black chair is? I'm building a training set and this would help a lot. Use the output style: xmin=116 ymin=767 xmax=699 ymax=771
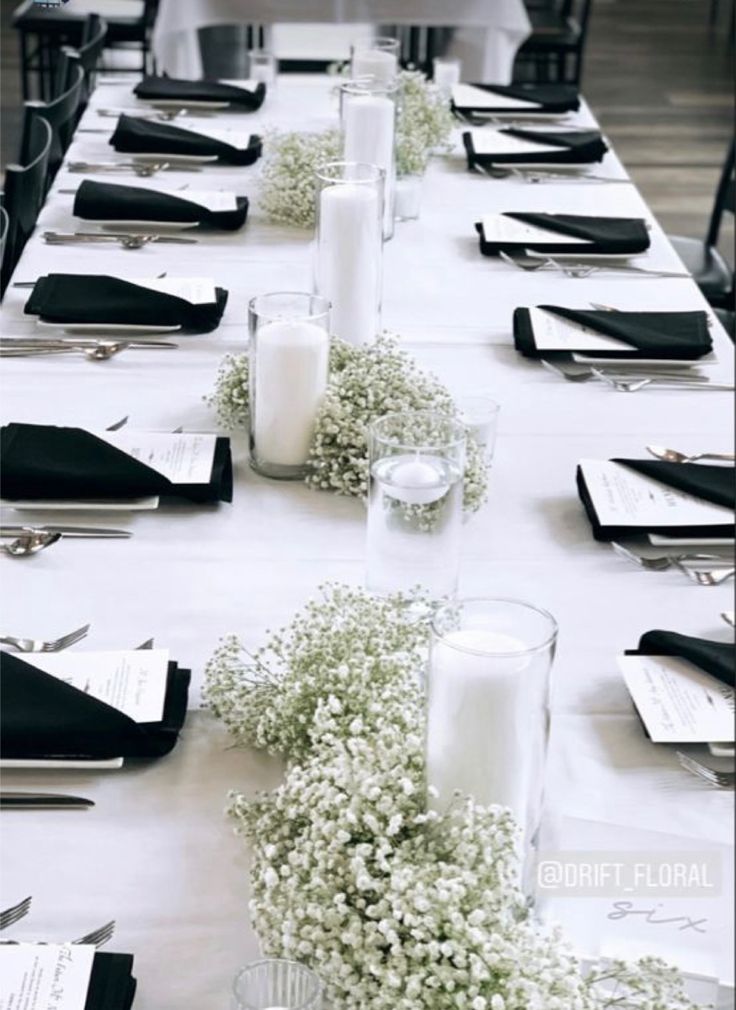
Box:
xmin=669 ymin=140 xmax=735 ymax=310
xmin=0 ymin=206 xmax=9 ymax=297
xmin=714 ymin=307 xmax=735 ymax=341
xmin=1 ymin=117 xmax=53 ymax=297
xmin=20 ymin=59 xmax=85 ymax=191
xmin=58 ymin=15 xmax=109 ymax=118
xmin=13 ymin=0 xmax=158 ymax=101
xmin=515 ymin=0 xmax=594 ymax=85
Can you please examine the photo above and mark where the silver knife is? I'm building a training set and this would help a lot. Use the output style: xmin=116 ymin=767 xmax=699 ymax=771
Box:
xmin=0 ymin=526 xmax=132 ymax=539
xmin=0 ymin=792 xmax=95 ymax=809
xmin=43 ymin=231 xmax=199 ymax=245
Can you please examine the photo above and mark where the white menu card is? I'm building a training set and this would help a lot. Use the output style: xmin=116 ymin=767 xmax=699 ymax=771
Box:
xmin=0 ymin=944 xmax=94 ymax=1010
xmin=529 ymin=307 xmax=635 ymax=351
xmin=452 ymin=83 xmax=541 ymax=110
xmin=469 ymin=130 xmax=563 ymax=157
xmin=92 ymin=430 xmax=217 ymax=484
xmin=481 ymin=213 xmax=593 ymax=245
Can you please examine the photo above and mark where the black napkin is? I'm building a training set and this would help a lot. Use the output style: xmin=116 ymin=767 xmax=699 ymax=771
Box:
xmin=452 ymin=82 xmax=580 ymax=114
xmin=110 ymin=114 xmax=262 ymax=166
xmin=476 ymin=212 xmax=651 ymax=255
xmin=134 ymin=74 xmax=266 ymax=111
xmin=576 ymin=459 xmax=735 ymax=540
xmin=463 ymin=128 xmax=607 ymax=166
xmin=629 ymin=630 xmax=735 ymax=689
xmin=0 ymin=423 xmax=233 ymax=504
xmin=73 ymin=180 xmax=249 ymax=231
xmin=86 ymin=953 xmax=137 ymax=1010
xmin=0 ymin=652 xmax=190 ymax=760
xmin=24 ymin=274 xmax=228 ymax=333
xmin=513 ymin=306 xmax=713 ymax=359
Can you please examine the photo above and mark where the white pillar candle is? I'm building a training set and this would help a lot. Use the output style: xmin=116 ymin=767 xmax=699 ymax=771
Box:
xmin=433 ymin=58 xmax=461 ymax=94
xmin=253 ymin=320 xmax=329 ymax=467
xmin=351 ymin=49 xmax=398 ymax=85
xmin=427 ymin=629 xmax=535 ymax=825
xmin=343 ymin=93 xmax=395 ymax=236
xmin=316 ymin=183 xmax=381 ymax=346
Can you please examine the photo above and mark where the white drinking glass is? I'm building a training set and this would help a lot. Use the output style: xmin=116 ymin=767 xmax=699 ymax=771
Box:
xmin=455 ymin=392 xmax=500 ymax=466
xmin=232 ymin=959 xmax=322 ymax=1010
xmin=432 ymin=56 xmax=461 ymax=96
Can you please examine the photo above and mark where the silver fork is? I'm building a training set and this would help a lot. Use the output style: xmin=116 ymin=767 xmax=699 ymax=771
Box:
xmin=1 ymin=920 xmax=116 ymax=949
xmin=646 ymin=445 xmax=736 ymax=464
xmin=0 ymin=896 xmax=32 ymax=930
xmin=0 ymin=624 xmax=90 ymax=653
xmin=677 ymin=752 xmax=735 ymax=789
xmin=611 ymin=542 xmax=731 ymax=571
xmin=593 ymin=371 xmax=735 ymax=392
xmin=681 ymin=567 xmax=735 ymax=586
xmin=541 ymin=359 xmax=706 ymax=384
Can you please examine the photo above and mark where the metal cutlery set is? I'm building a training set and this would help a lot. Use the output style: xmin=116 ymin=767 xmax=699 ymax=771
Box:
xmin=0 ymin=524 xmax=132 ymax=556
xmin=0 ymin=899 xmax=115 ymax=946
xmin=67 ymin=160 xmax=203 ymax=175
xmin=1 ymin=337 xmax=179 ymax=360
xmin=500 ymin=250 xmax=689 ymax=280
xmin=471 ymin=161 xmax=627 ymax=185
xmin=43 ymin=230 xmax=199 ymax=248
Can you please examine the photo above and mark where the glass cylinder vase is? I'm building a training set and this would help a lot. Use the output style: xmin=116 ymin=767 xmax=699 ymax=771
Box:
xmin=313 ymin=161 xmax=384 ymax=347
xmin=340 ymin=78 xmax=398 ymax=239
xmin=394 ymin=173 xmax=424 ymax=222
xmin=350 ymin=35 xmax=400 ymax=85
xmin=366 ymin=410 xmax=466 ymax=598
xmin=248 ymin=291 xmax=330 ymax=480
xmin=427 ymin=598 xmax=558 ymax=857
xmin=232 ymin=959 xmax=323 ymax=1010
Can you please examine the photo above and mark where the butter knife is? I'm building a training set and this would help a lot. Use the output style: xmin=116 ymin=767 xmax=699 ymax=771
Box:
xmin=43 ymin=231 xmax=199 ymax=245
xmin=0 ymin=792 xmax=95 ymax=809
xmin=0 ymin=526 xmax=132 ymax=539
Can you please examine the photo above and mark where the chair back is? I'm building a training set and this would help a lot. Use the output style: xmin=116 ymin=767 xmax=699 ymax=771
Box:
xmin=0 ymin=205 xmax=9 ymax=295
xmin=20 ymin=60 xmax=85 ymax=187
xmin=706 ymin=138 xmax=735 ymax=248
xmin=1 ymin=117 xmax=52 ymax=296
xmin=61 ymin=14 xmax=108 ymax=114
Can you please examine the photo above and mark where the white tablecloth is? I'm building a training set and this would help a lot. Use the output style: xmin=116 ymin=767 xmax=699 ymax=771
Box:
xmin=0 ymin=76 xmax=734 ymax=1009
xmin=152 ymin=0 xmax=531 ymax=81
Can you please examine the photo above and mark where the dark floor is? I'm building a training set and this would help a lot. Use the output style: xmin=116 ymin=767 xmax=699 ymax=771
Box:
xmin=1 ymin=0 xmax=734 ymax=240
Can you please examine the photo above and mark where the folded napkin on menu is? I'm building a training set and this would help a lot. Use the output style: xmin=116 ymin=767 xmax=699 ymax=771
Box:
xmin=0 ymin=651 xmax=190 ymax=760
xmin=110 ymin=114 xmax=262 ymax=165
xmin=629 ymin=630 xmax=735 ymax=688
xmin=86 ymin=953 xmax=137 ymax=1010
xmin=452 ymin=82 xmax=580 ymax=114
xmin=463 ymin=128 xmax=607 ymax=166
xmin=513 ymin=306 xmax=713 ymax=359
xmin=24 ymin=274 xmax=228 ymax=332
xmin=0 ymin=423 xmax=233 ymax=503
xmin=476 ymin=212 xmax=651 ymax=255
xmin=134 ymin=74 xmax=266 ymax=110
xmin=73 ymin=180 xmax=249 ymax=231
xmin=576 ymin=458 xmax=735 ymax=540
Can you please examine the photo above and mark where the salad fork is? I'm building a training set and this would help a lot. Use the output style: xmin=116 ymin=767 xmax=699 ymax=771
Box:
xmin=677 ymin=752 xmax=735 ymax=789
xmin=0 ymin=623 xmax=90 ymax=653
xmin=0 ymin=897 xmax=32 ymax=931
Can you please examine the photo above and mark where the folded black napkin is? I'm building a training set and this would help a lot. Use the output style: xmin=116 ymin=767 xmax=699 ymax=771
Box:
xmin=476 ymin=212 xmax=651 ymax=255
xmin=629 ymin=629 xmax=735 ymax=689
xmin=134 ymin=74 xmax=266 ymax=111
xmin=24 ymin=274 xmax=228 ymax=333
xmin=453 ymin=82 xmax=580 ymax=114
xmin=110 ymin=114 xmax=262 ymax=166
xmin=0 ymin=423 xmax=233 ymax=503
xmin=463 ymin=128 xmax=607 ymax=166
xmin=0 ymin=652 xmax=190 ymax=760
xmin=577 ymin=459 xmax=735 ymax=540
xmin=73 ymin=180 xmax=249 ymax=231
xmin=513 ymin=306 xmax=713 ymax=359
xmin=87 ymin=953 xmax=137 ymax=1010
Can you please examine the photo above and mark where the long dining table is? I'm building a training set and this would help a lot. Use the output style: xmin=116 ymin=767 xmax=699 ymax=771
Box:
xmin=0 ymin=74 xmax=734 ymax=1009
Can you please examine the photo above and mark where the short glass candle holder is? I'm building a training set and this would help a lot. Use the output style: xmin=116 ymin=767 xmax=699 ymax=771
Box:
xmin=395 ymin=173 xmax=424 ymax=222
xmin=432 ymin=56 xmax=461 ymax=95
xmin=427 ymin=598 xmax=558 ymax=859
xmin=232 ymin=959 xmax=323 ymax=1010
xmin=314 ymin=161 xmax=384 ymax=346
xmin=248 ymin=48 xmax=278 ymax=86
xmin=350 ymin=35 xmax=400 ymax=84
xmin=248 ymin=292 xmax=331 ymax=480
xmin=455 ymin=392 xmax=500 ymax=467
xmin=366 ymin=410 xmax=466 ymax=598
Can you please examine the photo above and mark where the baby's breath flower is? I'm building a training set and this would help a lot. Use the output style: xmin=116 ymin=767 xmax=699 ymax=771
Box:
xmin=396 ymin=70 xmax=455 ymax=177
xmin=258 ymin=128 xmax=342 ymax=229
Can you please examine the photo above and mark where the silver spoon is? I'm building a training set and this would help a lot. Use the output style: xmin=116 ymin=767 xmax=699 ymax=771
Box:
xmin=646 ymin=445 xmax=735 ymax=464
xmin=1 ymin=532 xmax=61 ymax=557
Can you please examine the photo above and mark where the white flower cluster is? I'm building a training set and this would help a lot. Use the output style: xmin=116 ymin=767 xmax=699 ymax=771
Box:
xmin=207 ymin=334 xmax=488 ymax=514
xmin=258 ymin=128 xmax=342 ymax=229
xmin=396 ymin=70 xmax=455 ymax=177
xmin=205 ymin=585 xmax=703 ymax=1010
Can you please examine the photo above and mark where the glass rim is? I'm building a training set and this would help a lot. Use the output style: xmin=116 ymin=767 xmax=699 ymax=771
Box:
xmin=431 ymin=596 xmax=559 ymax=657
xmin=315 ymin=160 xmax=385 ymax=185
xmin=351 ymin=35 xmax=400 ymax=52
xmin=370 ymin=409 xmax=467 ymax=452
xmin=340 ymin=77 xmax=400 ymax=97
xmin=248 ymin=291 xmax=330 ymax=325
xmin=232 ymin=959 xmax=323 ymax=1008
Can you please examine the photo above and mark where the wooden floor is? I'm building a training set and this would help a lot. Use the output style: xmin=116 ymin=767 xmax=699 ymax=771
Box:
xmin=0 ymin=0 xmax=733 ymax=240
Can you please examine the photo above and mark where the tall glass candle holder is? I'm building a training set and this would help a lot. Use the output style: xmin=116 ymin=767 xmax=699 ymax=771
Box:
xmin=366 ymin=411 xmax=466 ymax=598
xmin=232 ymin=959 xmax=322 ymax=1010
xmin=248 ymin=48 xmax=277 ymax=86
xmin=314 ymin=161 xmax=384 ymax=347
xmin=456 ymin=391 xmax=500 ymax=467
xmin=427 ymin=598 xmax=558 ymax=859
xmin=433 ymin=56 xmax=462 ymax=96
xmin=248 ymin=292 xmax=330 ymax=480
xmin=350 ymin=36 xmax=400 ymax=84
xmin=340 ymin=79 xmax=398 ymax=239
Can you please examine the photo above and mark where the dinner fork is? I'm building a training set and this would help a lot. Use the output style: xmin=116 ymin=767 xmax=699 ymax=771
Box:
xmin=0 ymin=531 xmax=62 ymax=556
xmin=1 ymin=920 xmax=116 ymax=949
xmin=540 ymin=359 xmax=707 ymax=384
xmin=681 ymin=567 xmax=735 ymax=586
xmin=677 ymin=752 xmax=735 ymax=789
xmin=646 ymin=445 xmax=735 ymax=464
xmin=593 ymin=371 xmax=734 ymax=392
xmin=611 ymin=542 xmax=731 ymax=571
xmin=0 ymin=623 xmax=90 ymax=653
xmin=0 ymin=897 xmax=32 ymax=931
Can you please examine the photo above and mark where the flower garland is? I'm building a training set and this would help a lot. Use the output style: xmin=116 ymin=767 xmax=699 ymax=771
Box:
xmin=205 ymin=584 xmax=701 ymax=1010
xmin=208 ymin=333 xmax=488 ymax=514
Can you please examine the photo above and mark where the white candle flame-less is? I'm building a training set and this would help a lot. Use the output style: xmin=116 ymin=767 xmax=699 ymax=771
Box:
xmin=342 ymin=85 xmax=396 ymax=238
xmin=351 ymin=47 xmax=398 ymax=85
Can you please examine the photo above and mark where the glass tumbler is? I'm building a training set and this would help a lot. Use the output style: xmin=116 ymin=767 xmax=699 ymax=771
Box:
xmin=350 ymin=35 xmax=400 ymax=84
xmin=248 ymin=49 xmax=277 ymax=86
xmin=232 ymin=959 xmax=322 ymax=1010
xmin=456 ymin=392 xmax=500 ymax=467
xmin=366 ymin=410 xmax=466 ymax=598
